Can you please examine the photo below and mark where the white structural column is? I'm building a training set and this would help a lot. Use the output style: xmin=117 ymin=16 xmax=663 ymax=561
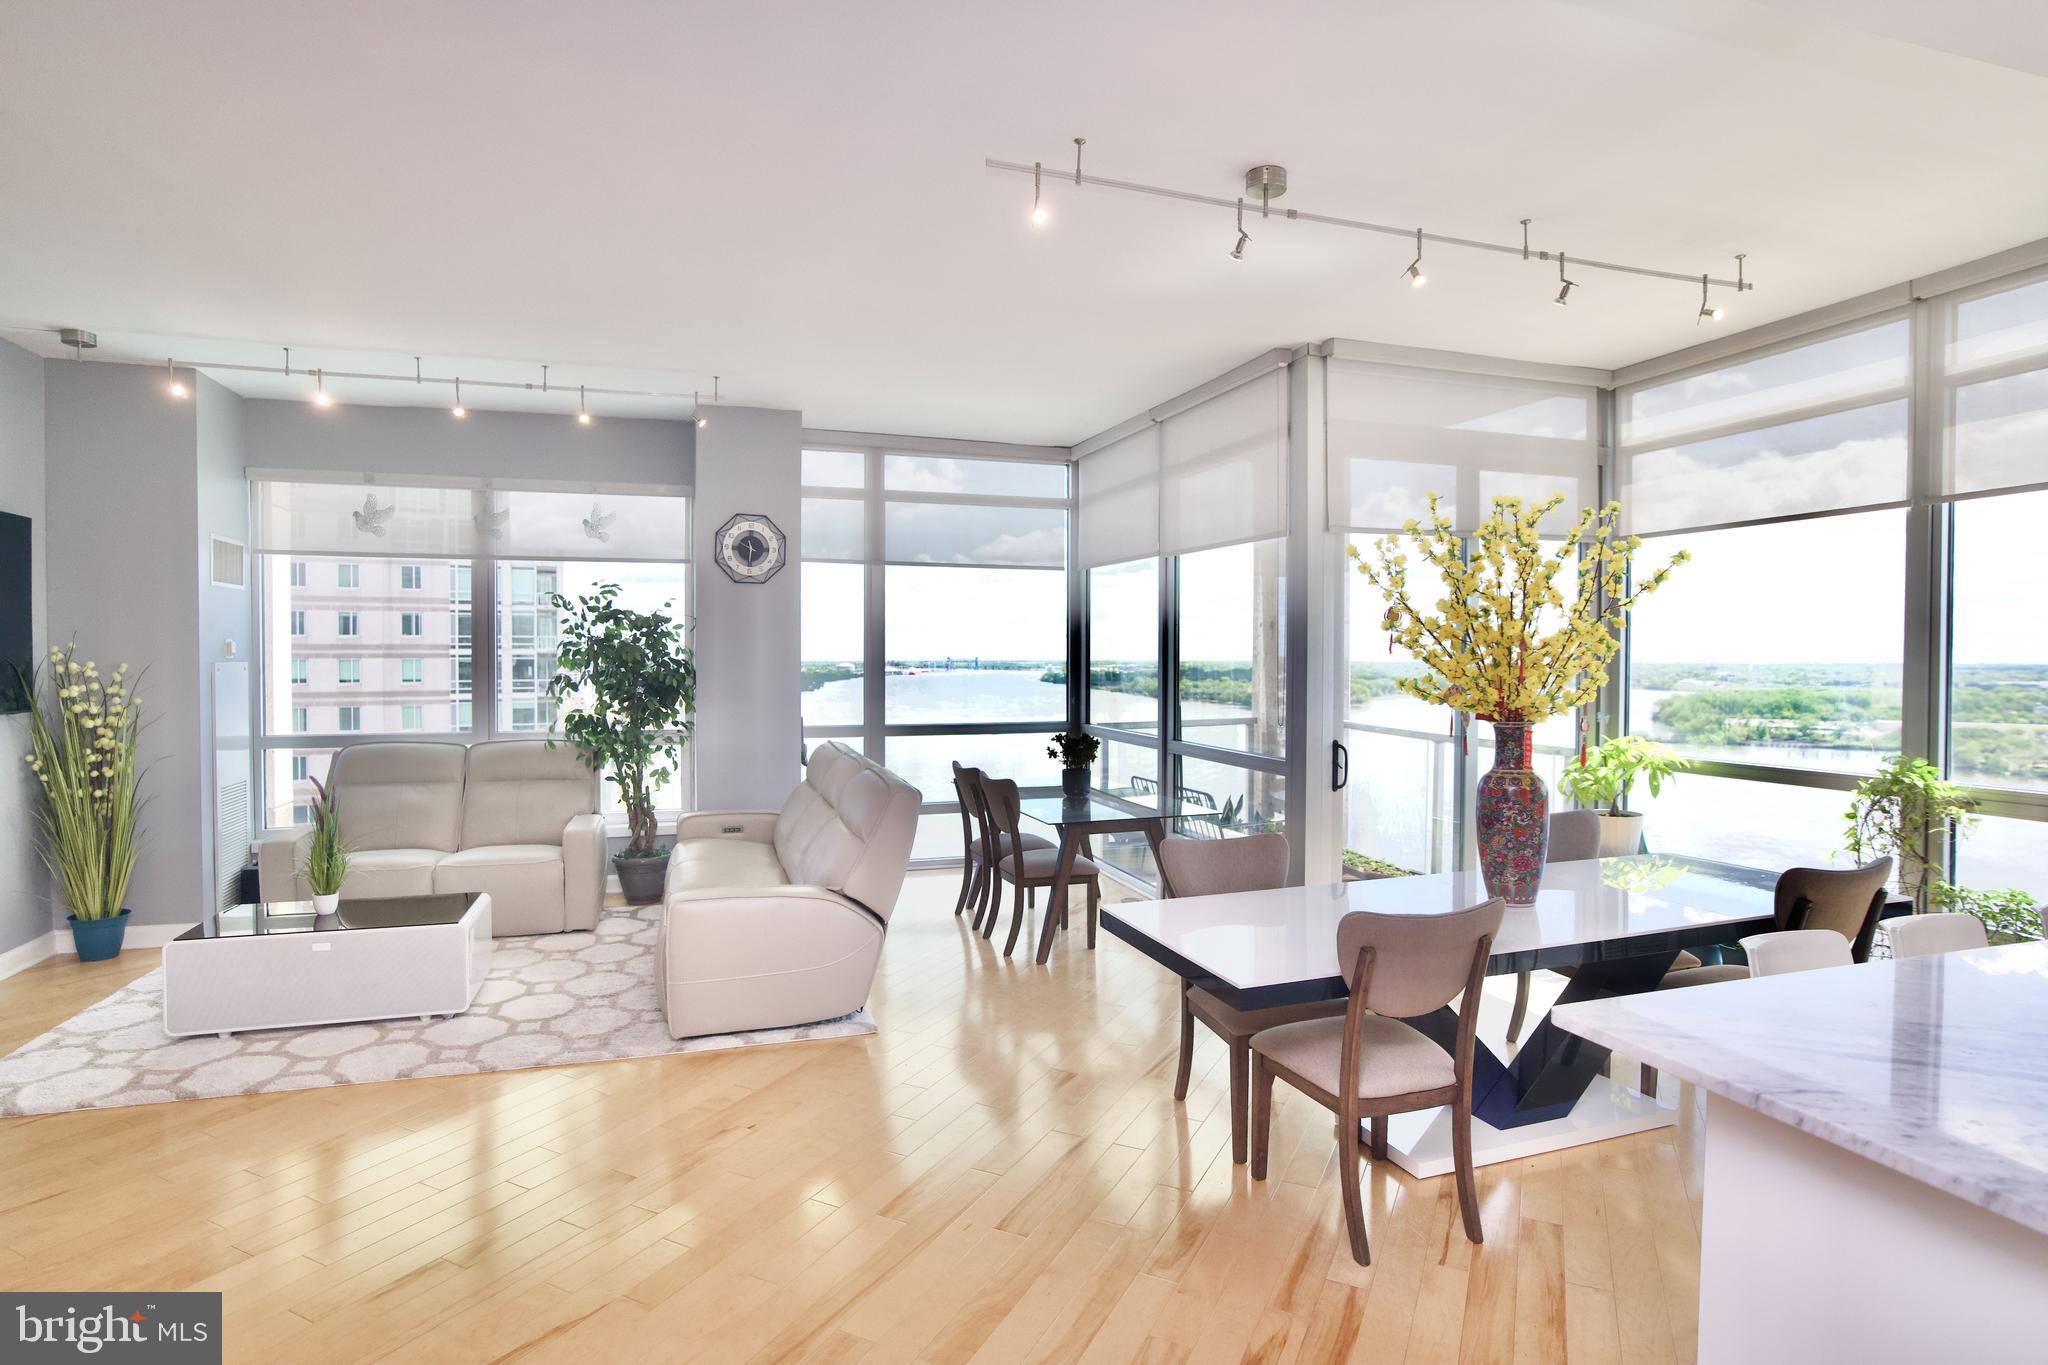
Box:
xmin=691 ymin=406 xmax=804 ymax=809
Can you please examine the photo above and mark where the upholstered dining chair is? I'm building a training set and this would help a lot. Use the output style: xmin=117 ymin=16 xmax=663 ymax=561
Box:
xmin=1249 ymin=896 xmax=1505 ymax=1266
xmin=1740 ymin=927 xmax=1854 ymax=976
xmin=1635 ymin=856 xmax=1893 ymax=1096
xmin=1886 ymin=911 xmax=1990 ymax=959
xmin=1506 ymin=810 xmax=1640 ymax=1045
xmin=976 ymin=773 xmax=1098 ymax=958
xmin=1157 ymin=833 xmax=1347 ymax=1165
xmin=958 ymin=767 xmax=1054 ymax=934
xmin=951 ymin=762 xmax=984 ymax=920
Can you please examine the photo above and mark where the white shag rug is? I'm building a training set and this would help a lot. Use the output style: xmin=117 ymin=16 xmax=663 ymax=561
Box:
xmin=0 ymin=904 xmax=875 ymax=1117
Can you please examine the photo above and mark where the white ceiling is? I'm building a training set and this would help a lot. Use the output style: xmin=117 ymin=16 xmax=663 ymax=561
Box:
xmin=1 ymin=0 xmax=2045 ymax=444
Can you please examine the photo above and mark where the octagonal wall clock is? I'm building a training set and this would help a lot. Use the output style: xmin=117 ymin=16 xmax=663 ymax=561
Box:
xmin=713 ymin=512 xmax=789 ymax=585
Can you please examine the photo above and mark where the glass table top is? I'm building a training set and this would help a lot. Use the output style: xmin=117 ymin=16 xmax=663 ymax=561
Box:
xmin=179 ymin=893 xmax=481 ymax=941
xmin=1017 ymin=790 xmax=1221 ymax=828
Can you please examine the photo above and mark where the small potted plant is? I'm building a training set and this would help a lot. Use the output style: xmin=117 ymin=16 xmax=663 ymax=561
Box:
xmin=1844 ymin=755 xmax=1974 ymax=911
xmin=1046 ymin=730 xmax=1100 ymax=799
xmin=22 ymin=646 xmax=145 ymax=962
xmin=1559 ymin=735 xmax=1687 ymax=857
xmin=546 ymin=584 xmax=696 ymax=904
xmin=1929 ymin=881 xmax=2042 ymax=944
xmin=303 ymin=776 xmax=349 ymax=916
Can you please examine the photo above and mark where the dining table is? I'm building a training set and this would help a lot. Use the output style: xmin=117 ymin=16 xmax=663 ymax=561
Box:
xmin=1100 ymin=853 xmax=1782 ymax=1176
xmin=1016 ymin=790 xmax=1216 ymax=965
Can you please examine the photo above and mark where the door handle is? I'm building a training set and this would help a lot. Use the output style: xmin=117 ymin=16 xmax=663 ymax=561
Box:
xmin=1332 ymin=739 xmax=1349 ymax=791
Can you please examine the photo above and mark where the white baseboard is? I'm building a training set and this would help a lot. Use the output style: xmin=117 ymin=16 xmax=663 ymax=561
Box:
xmin=0 ymin=922 xmax=190 ymax=982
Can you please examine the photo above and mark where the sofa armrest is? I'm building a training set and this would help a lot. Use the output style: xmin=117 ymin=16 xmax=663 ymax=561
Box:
xmin=257 ymin=826 xmax=313 ymax=904
xmin=673 ymin=810 xmax=779 ymax=844
xmin=561 ymin=812 xmax=606 ymax=931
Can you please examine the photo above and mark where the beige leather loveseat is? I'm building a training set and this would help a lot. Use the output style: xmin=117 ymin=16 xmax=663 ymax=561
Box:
xmin=659 ymin=741 xmax=920 ymax=1037
xmin=257 ymin=740 xmax=605 ymax=936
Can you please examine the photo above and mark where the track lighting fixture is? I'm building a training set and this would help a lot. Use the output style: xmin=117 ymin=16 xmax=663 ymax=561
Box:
xmin=1401 ymin=227 xmax=1426 ymax=288
xmin=1030 ymin=161 xmax=1048 ymax=227
xmin=165 ymin=357 xmax=186 ymax=398
xmin=578 ymin=385 xmax=591 ymax=424
xmin=452 ymin=377 xmax=466 ymax=418
xmin=1697 ymin=273 xmax=1724 ymax=324
xmin=987 ymin=147 xmax=1754 ymax=311
xmin=1553 ymin=253 xmax=1578 ymax=307
xmin=312 ymin=369 xmax=332 ymax=407
xmin=695 ymin=376 xmax=718 ymax=428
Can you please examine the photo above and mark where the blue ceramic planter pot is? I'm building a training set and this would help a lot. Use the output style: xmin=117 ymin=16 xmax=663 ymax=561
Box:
xmin=67 ymin=909 xmax=130 ymax=962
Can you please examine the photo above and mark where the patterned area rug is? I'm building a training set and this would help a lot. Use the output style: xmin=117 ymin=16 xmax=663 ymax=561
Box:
xmin=0 ymin=904 xmax=875 ymax=1117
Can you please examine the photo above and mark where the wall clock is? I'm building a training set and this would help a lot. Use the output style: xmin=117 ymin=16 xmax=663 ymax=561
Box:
xmin=712 ymin=512 xmax=788 ymax=585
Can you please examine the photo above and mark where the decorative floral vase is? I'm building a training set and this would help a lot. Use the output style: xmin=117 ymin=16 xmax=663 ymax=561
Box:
xmin=67 ymin=909 xmax=130 ymax=963
xmin=1061 ymin=767 xmax=1087 ymax=799
xmin=311 ymin=892 xmax=341 ymax=916
xmin=1476 ymin=721 xmax=1549 ymax=905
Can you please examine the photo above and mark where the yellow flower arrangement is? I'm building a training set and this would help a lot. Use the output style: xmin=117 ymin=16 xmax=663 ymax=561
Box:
xmin=1347 ymin=493 xmax=1686 ymax=725
xmin=22 ymin=645 xmax=146 ymax=921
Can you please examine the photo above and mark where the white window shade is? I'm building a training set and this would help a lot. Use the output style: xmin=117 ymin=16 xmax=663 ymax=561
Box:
xmin=1077 ymin=425 xmax=1160 ymax=569
xmin=1159 ymin=368 xmax=1288 ymax=555
xmin=801 ymin=496 xmax=864 ymax=562
xmin=1940 ymin=274 xmax=2048 ymax=501
xmin=1327 ymin=362 xmax=1596 ymax=536
xmin=884 ymin=500 xmax=1066 ymax=568
xmin=486 ymin=487 xmax=688 ymax=562
xmin=252 ymin=478 xmax=480 ymax=559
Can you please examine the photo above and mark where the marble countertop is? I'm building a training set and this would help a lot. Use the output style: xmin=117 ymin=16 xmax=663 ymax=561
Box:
xmin=1553 ymin=941 xmax=2048 ymax=1236
xmin=1105 ymin=856 xmax=1773 ymax=989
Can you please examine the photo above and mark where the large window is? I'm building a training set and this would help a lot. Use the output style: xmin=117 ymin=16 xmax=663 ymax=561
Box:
xmin=1086 ymin=558 xmax=1159 ymax=734
xmin=1949 ymin=491 xmax=2048 ymax=794
xmin=254 ymin=478 xmax=689 ymax=828
xmin=1176 ymin=539 xmax=1285 ymax=759
xmin=800 ymin=443 xmax=1073 ymax=865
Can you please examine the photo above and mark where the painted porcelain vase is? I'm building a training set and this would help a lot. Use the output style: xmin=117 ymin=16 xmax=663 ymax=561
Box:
xmin=1476 ymin=721 xmax=1549 ymax=905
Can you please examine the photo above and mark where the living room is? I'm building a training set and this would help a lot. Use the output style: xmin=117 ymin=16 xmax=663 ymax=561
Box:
xmin=2 ymin=4 xmax=2047 ymax=1362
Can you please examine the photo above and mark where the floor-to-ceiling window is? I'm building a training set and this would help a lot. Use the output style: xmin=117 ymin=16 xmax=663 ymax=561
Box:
xmin=253 ymin=477 xmax=690 ymax=828
xmin=799 ymin=442 xmax=1073 ymax=863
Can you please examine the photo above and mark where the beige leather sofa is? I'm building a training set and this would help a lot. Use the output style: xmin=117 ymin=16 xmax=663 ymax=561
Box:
xmin=257 ymin=740 xmax=605 ymax=936
xmin=659 ymin=741 xmax=920 ymax=1037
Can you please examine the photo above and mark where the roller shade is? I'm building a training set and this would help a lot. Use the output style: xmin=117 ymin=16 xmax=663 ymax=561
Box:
xmin=1616 ymin=318 xmax=1912 ymax=534
xmin=1159 ymin=368 xmax=1288 ymax=554
xmin=252 ymin=475 xmax=688 ymax=561
xmin=1941 ymin=273 xmax=2048 ymax=500
xmin=1077 ymin=424 xmax=1160 ymax=569
xmin=801 ymin=496 xmax=863 ymax=562
xmin=1327 ymin=362 xmax=1596 ymax=537
xmin=884 ymin=500 xmax=1066 ymax=568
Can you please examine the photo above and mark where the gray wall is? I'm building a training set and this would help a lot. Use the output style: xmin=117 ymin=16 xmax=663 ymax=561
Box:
xmin=691 ymin=407 xmax=802 ymax=809
xmin=0 ymin=338 xmax=48 ymax=957
xmin=240 ymin=398 xmax=694 ymax=488
xmin=195 ymin=373 xmax=251 ymax=912
xmin=44 ymin=359 xmax=210 ymax=931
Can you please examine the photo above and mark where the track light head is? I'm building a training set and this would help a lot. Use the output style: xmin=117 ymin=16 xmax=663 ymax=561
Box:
xmin=312 ymin=369 xmax=332 ymax=407
xmin=577 ymin=410 xmax=592 ymax=425
xmin=1402 ymin=228 xmax=1426 ymax=287
xmin=1698 ymin=274 xmax=1724 ymax=323
xmin=1554 ymin=280 xmax=1576 ymax=306
xmin=1230 ymin=230 xmax=1250 ymax=261
xmin=1030 ymin=162 xmax=1048 ymax=227
xmin=165 ymin=357 xmax=186 ymax=398
xmin=577 ymin=384 xmax=591 ymax=424
xmin=452 ymin=376 xmax=466 ymax=418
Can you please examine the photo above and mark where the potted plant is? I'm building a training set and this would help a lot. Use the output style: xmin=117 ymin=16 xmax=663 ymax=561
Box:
xmin=1559 ymin=735 xmax=1686 ymax=856
xmin=22 ymin=646 xmax=145 ymax=961
xmin=1929 ymin=881 xmax=2042 ymax=944
xmin=303 ymin=775 xmax=349 ymax=916
xmin=1046 ymin=730 xmax=1100 ymax=799
xmin=1843 ymin=755 xmax=1973 ymax=911
xmin=545 ymin=583 xmax=696 ymax=904
xmin=1350 ymin=493 xmax=1685 ymax=905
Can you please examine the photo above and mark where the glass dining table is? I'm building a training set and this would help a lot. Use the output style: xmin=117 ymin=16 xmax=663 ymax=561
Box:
xmin=1015 ymin=790 xmax=1218 ymax=965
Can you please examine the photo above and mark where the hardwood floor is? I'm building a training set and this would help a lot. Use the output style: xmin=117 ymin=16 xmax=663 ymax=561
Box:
xmin=0 ymin=873 xmax=1705 ymax=1363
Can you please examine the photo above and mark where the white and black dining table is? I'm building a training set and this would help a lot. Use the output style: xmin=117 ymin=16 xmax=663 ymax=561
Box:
xmin=1101 ymin=854 xmax=1781 ymax=1177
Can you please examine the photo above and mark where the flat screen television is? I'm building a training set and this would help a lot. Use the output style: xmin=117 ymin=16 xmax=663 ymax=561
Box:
xmin=0 ymin=511 xmax=30 ymax=713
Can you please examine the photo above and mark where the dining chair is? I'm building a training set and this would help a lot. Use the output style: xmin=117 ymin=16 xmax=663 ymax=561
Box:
xmin=1886 ymin=912 xmax=1990 ymax=959
xmin=1740 ymin=927 xmax=1854 ymax=976
xmin=1507 ymin=810 xmax=1658 ymax=1045
xmin=1249 ymin=896 xmax=1505 ymax=1266
xmin=977 ymin=773 xmax=1098 ymax=958
xmin=1157 ymin=833 xmax=1346 ymax=1165
xmin=1638 ymin=856 xmax=1892 ymax=1096
xmin=958 ymin=766 xmax=1054 ymax=935
xmin=951 ymin=762 xmax=985 ymax=920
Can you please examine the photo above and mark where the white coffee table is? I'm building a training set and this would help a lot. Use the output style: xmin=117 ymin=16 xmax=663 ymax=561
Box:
xmin=162 ymin=892 xmax=493 ymax=1037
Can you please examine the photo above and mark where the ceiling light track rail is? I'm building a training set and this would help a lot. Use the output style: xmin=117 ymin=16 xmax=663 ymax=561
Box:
xmin=987 ymin=155 xmax=1752 ymax=292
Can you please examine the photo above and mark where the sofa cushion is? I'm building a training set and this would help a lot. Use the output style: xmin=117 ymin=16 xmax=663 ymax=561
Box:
xmin=339 ymin=847 xmax=444 ymax=900
xmin=460 ymin=741 xmax=598 ymax=849
xmin=667 ymin=839 xmax=789 ymax=896
xmin=331 ymin=742 xmax=466 ymax=853
xmin=769 ymin=742 xmax=922 ymax=918
xmin=432 ymin=844 xmax=565 ymax=936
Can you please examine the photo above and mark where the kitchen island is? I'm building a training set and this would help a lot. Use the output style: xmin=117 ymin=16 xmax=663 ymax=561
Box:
xmin=1552 ymin=940 xmax=2048 ymax=1365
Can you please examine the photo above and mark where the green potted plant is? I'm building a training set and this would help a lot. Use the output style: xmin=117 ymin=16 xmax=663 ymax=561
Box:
xmin=1046 ymin=730 xmax=1100 ymax=799
xmin=545 ymin=584 xmax=696 ymax=904
xmin=1844 ymin=755 xmax=1973 ymax=911
xmin=1929 ymin=881 xmax=2042 ymax=944
xmin=1559 ymin=735 xmax=1687 ymax=856
xmin=22 ymin=646 xmax=145 ymax=961
xmin=303 ymin=775 xmax=350 ymax=916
